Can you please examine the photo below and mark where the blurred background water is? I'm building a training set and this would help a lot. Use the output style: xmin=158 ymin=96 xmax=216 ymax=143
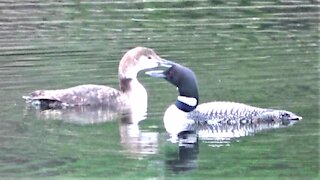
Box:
xmin=0 ymin=0 xmax=318 ymax=178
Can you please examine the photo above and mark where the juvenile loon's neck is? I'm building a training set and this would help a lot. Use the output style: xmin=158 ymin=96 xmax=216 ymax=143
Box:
xmin=119 ymin=77 xmax=148 ymax=122
xmin=119 ymin=78 xmax=133 ymax=93
xmin=119 ymin=77 xmax=147 ymax=96
xmin=175 ymin=96 xmax=198 ymax=112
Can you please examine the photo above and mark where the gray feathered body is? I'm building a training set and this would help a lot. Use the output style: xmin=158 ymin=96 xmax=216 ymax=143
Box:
xmin=188 ymin=101 xmax=301 ymax=126
xmin=23 ymin=84 xmax=125 ymax=109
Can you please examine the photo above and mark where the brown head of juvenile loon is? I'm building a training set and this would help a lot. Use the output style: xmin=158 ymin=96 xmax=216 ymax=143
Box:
xmin=23 ymin=47 xmax=169 ymax=116
xmin=146 ymin=61 xmax=302 ymax=136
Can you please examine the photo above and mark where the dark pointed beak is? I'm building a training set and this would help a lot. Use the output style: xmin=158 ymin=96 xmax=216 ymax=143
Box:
xmin=291 ymin=115 xmax=303 ymax=121
xmin=146 ymin=59 xmax=175 ymax=78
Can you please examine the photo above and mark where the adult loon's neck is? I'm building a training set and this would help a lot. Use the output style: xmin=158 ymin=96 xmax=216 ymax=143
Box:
xmin=175 ymin=96 xmax=198 ymax=112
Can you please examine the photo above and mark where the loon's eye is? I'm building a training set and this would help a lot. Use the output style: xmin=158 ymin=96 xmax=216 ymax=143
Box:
xmin=168 ymin=69 xmax=175 ymax=77
xmin=281 ymin=113 xmax=290 ymax=118
xmin=147 ymin=56 xmax=152 ymax=59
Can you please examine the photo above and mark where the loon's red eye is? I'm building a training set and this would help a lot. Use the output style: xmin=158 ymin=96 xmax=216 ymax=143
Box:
xmin=281 ymin=113 xmax=290 ymax=118
xmin=168 ymin=69 xmax=175 ymax=77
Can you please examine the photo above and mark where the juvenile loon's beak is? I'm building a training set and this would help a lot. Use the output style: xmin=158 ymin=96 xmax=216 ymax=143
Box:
xmin=158 ymin=59 xmax=176 ymax=68
xmin=146 ymin=59 xmax=175 ymax=78
xmin=145 ymin=70 xmax=166 ymax=78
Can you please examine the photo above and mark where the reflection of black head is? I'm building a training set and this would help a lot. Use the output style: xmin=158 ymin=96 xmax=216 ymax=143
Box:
xmin=163 ymin=64 xmax=199 ymax=102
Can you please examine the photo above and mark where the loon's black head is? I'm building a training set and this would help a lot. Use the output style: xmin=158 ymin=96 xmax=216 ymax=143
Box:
xmin=146 ymin=61 xmax=199 ymax=102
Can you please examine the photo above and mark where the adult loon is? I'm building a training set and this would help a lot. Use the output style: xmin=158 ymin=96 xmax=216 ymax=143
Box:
xmin=23 ymin=47 xmax=169 ymax=117
xmin=146 ymin=61 xmax=302 ymax=136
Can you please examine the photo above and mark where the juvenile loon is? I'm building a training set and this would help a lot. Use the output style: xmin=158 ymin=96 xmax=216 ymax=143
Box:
xmin=23 ymin=47 xmax=169 ymax=117
xmin=146 ymin=61 xmax=302 ymax=135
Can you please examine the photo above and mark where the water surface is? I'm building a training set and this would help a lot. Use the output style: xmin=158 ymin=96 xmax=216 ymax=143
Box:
xmin=0 ymin=0 xmax=318 ymax=178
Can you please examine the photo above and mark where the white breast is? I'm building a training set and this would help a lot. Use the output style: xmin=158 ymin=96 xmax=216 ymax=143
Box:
xmin=163 ymin=105 xmax=195 ymax=135
xmin=126 ymin=79 xmax=148 ymax=122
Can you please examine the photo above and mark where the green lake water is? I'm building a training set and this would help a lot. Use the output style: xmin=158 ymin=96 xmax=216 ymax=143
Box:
xmin=0 ymin=0 xmax=318 ymax=179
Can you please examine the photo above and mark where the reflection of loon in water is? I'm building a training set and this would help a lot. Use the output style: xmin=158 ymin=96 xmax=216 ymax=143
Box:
xmin=146 ymin=60 xmax=302 ymax=139
xmin=25 ymin=104 xmax=160 ymax=158
xmin=23 ymin=47 xmax=170 ymax=123
xmin=164 ymin=120 xmax=302 ymax=173
xmin=165 ymin=131 xmax=199 ymax=173
xmin=119 ymin=122 xmax=159 ymax=159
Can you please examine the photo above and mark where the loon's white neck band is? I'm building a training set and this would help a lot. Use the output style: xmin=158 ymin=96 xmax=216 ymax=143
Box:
xmin=177 ymin=96 xmax=198 ymax=106
xmin=175 ymin=96 xmax=198 ymax=112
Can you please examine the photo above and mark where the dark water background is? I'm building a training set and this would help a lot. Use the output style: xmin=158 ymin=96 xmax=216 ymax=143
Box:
xmin=0 ymin=0 xmax=318 ymax=178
